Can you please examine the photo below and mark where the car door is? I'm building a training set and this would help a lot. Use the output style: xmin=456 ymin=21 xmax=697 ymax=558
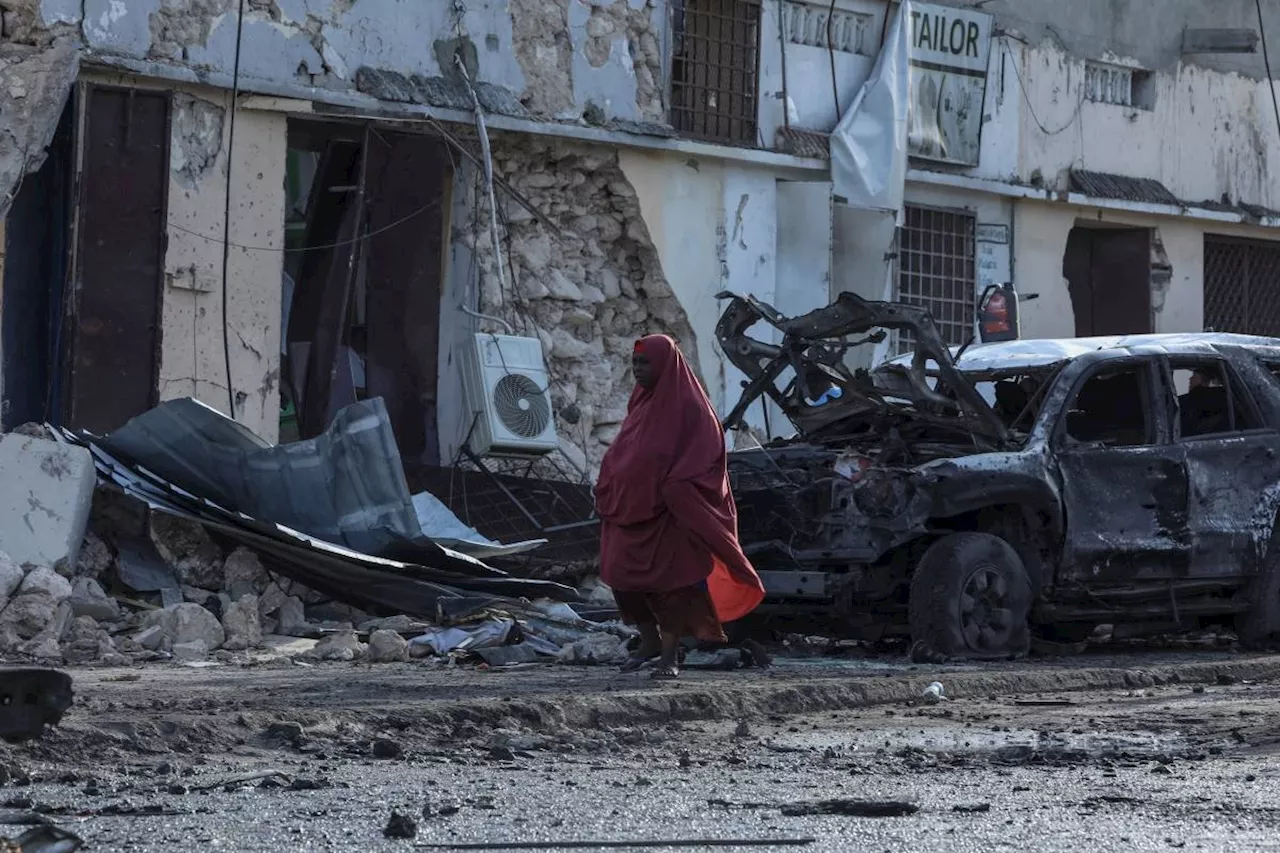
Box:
xmin=1168 ymin=356 xmax=1280 ymax=580
xmin=1053 ymin=357 xmax=1192 ymax=584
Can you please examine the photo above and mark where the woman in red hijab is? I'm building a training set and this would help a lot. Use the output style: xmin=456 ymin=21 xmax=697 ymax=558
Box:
xmin=595 ymin=335 xmax=765 ymax=679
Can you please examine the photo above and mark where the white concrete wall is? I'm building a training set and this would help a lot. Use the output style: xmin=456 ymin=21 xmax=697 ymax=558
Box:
xmin=86 ymin=73 xmax=287 ymax=441
xmin=161 ymin=93 xmax=285 ymax=442
xmin=620 ymin=150 xmax=832 ymax=437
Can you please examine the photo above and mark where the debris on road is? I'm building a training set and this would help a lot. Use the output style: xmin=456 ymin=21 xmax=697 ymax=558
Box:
xmin=383 ymin=808 xmax=418 ymax=839
xmin=0 ymin=669 xmax=73 ymax=742
xmin=920 ymin=681 xmax=947 ymax=704
xmin=0 ymin=821 xmax=84 ymax=852
xmin=779 ymin=799 xmax=919 ymax=817
xmin=413 ymin=839 xmax=816 ymax=850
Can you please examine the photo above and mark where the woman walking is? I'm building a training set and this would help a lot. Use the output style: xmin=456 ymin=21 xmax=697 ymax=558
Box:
xmin=594 ymin=335 xmax=765 ymax=679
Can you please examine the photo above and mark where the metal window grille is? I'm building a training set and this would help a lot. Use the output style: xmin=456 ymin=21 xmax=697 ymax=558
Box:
xmin=894 ymin=206 xmax=977 ymax=355
xmin=670 ymin=0 xmax=762 ymax=145
xmin=783 ymin=2 xmax=872 ymax=54
xmin=1085 ymin=62 xmax=1134 ymax=106
xmin=1204 ymin=236 xmax=1280 ymax=338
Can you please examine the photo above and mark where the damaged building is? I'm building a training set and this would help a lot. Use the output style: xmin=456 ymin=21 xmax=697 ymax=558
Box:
xmin=0 ymin=0 xmax=1278 ymax=488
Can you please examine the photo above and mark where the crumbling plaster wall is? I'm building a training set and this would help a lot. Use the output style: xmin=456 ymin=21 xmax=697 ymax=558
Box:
xmin=438 ymin=135 xmax=697 ymax=475
xmin=112 ymin=75 xmax=287 ymax=441
xmin=1011 ymin=202 xmax=1210 ymax=340
xmin=1002 ymin=40 xmax=1280 ymax=209
xmin=18 ymin=0 xmax=667 ymax=124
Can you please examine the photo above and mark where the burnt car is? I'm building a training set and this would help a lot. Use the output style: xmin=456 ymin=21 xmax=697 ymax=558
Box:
xmin=718 ymin=290 xmax=1280 ymax=660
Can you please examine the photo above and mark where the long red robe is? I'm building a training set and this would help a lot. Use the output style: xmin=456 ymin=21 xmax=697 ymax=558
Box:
xmin=594 ymin=335 xmax=764 ymax=623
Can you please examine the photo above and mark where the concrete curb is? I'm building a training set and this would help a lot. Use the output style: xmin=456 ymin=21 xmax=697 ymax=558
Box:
xmin=414 ymin=655 xmax=1280 ymax=731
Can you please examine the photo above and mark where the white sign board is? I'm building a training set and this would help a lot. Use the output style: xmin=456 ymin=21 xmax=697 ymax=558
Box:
xmin=907 ymin=3 xmax=994 ymax=167
xmin=976 ymin=222 xmax=1010 ymax=291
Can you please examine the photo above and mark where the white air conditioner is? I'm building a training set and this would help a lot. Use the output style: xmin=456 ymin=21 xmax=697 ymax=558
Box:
xmin=461 ymin=333 xmax=559 ymax=456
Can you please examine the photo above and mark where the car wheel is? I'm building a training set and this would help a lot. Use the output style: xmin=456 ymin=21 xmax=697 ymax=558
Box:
xmin=1237 ymin=517 xmax=1280 ymax=650
xmin=909 ymin=532 xmax=1032 ymax=661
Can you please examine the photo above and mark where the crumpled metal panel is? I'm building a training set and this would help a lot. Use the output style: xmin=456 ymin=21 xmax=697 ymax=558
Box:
xmin=93 ymin=397 xmax=469 ymax=562
xmin=58 ymin=403 xmax=579 ymax=608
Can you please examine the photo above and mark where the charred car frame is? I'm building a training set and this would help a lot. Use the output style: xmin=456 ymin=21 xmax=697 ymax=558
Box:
xmin=718 ymin=290 xmax=1280 ymax=660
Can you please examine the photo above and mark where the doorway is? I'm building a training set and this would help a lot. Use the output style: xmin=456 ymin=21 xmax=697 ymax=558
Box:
xmin=280 ymin=122 xmax=450 ymax=465
xmin=2 ymin=96 xmax=74 ymax=429
xmin=1063 ymin=225 xmax=1152 ymax=336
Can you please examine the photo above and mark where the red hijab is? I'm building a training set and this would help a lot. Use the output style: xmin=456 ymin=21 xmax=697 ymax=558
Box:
xmin=595 ymin=335 xmax=764 ymax=622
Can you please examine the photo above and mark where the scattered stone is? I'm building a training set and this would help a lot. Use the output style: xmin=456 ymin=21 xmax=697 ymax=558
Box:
xmin=149 ymin=513 xmax=223 ymax=590
xmin=144 ymin=603 xmax=226 ymax=651
xmin=298 ymin=628 xmax=365 ymax=662
xmin=0 ymin=553 xmax=23 ymax=602
xmin=780 ymin=799 xmax=919 ymax=817
xmin=18 ymin=567 xmax=73 ymax=602
xmin=733 ymin=721 xmax=751 ymax=738
xmin=359 ymin=615 xmax=430 ymax=634
xmin=69 ymin=577 xmax=120 ymax=622
xmin=132 ymin=625 xmax=168 ymax=652
xmin=16 ymin=633 xmax=61 ymax=661
xmin=61 ymin=615 xmax=116 ymax=665
xmin=172 ymin=640 xmax=209 ymax=662
xmin=167 ymin=783 xmax=189 ymax=795
xmin=488 ymin=746 xmax=516 ymax=762
xmin=1216 ymin=673 xmax=1238 ymax=686
xmin=72 ymin=531 xmax=112 ymax=580
xmin=373 ymin=738 xmax=404 ymax=759
xmin=277 ymin=596 xmax=307 ymax=635
xmin=221 ymin=548 xmax=268 ymax=595
xmin=0 ymin=434 xmax=95 ymax=574
xmin=267 ymin=721 xmax=305 ymax=742
xmin=221 ymin=594 xmax=263 ymax=651
xmin=289 ymin=778 xmax=325 ymax=791
xmin=367 ymin=629 xmax=408 ymax=663
xmin=953 ymin=803 xmax=992 ymax=813
xmin=383 ymin=809 xmax=418 ymax=839
xmin=0 ymin=594 xmax=62 ymax=640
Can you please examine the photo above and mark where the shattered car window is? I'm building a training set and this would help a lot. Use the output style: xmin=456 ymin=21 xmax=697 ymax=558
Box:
xmin=1061 ymin=365 xmax=1153 ymax=448
xmin=1170 ymin=360 xmax=1262 ymax=438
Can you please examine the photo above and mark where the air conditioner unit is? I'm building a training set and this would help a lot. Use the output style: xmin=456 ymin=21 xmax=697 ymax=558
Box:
xmin=461 ymin=333 xmax=559 ymax=456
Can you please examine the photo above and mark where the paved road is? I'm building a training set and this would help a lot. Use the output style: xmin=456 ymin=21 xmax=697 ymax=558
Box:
xmin=6 ymin=649 xmax=1280 ymax=851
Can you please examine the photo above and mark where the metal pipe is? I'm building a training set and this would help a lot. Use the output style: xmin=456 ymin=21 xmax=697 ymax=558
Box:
xmin=777 ymin=0 xmax=790 ymax=133
xmin=459 ymin=304 xmax=513 ymax=334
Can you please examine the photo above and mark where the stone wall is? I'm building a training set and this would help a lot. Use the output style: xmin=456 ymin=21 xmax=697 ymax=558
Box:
xmin=455 ymin=134 xmax=696 ymax=475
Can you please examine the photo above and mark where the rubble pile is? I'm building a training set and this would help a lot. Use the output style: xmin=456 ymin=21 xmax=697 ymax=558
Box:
xmin=0 ymin=418 xmax=628 ymax=669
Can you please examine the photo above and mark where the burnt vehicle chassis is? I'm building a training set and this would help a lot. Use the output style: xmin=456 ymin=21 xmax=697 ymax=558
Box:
xmin=718 ymin=291 xmax=1280 ymax=660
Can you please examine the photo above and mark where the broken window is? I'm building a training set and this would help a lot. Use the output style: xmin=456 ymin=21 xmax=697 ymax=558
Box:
xmin=669 ymin=0 xmax=762 ymax=145
xmin=895 ymin=205 xmax=976 ymax=354
xmin=1062 ymin=364 xmax=1153 ymax=448
xmin=1169 ymin=359 xmax=1261 ymax=439
xmin=281 ymin=122 xmax=450 ymax=466
xmin=1204 ymin=235 xmax=1280 ymax=337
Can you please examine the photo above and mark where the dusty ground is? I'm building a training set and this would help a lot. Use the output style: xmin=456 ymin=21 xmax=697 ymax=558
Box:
xmin=4 ymin=647 xmax=1280 ymax=851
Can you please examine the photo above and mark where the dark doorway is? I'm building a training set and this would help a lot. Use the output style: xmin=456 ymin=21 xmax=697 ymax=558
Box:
xmin=65 ymin=87 xmax=170 ymax=433
xmin=2 ymin=95 xmax=75 ymax=429
xmin=1063 ymin=225 xmax=1152 ymax=337
xmin=281 ymin=122 xmax=450 ymax=465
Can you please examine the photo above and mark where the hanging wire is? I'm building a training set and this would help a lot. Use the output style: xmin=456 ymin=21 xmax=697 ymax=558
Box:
xmin=219 ymin=0 xmax=247 ymax=416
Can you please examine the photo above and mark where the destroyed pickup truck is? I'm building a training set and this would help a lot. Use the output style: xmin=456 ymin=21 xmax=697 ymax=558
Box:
xmin=717 ymin=291 xmax=1280 ymax=660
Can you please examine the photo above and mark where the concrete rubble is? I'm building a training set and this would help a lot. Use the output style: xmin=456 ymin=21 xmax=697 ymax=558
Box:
xmin=0 ymin=422 xmax=634 ymax=670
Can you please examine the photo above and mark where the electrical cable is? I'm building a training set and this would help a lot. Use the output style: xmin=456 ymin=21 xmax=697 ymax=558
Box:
xmin=169 ymin=196 xmax=444 ymax=252
xmin=1256 ymin=0 xmax=1280 ymax=149
xmin=1003 ymin=38 xmax=1086 ymax=137
xmin=219 ymin=0 xmax=246 ymax=417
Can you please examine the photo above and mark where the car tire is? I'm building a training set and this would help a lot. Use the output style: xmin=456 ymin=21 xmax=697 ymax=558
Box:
xmin=909 ymin=532 xmax=1032 ymax=661
xmin=1237 ymin=517 xmax=1280 ymax=650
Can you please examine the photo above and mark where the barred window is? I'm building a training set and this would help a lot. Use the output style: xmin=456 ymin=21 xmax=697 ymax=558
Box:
xmin=895 ymin=205 xmax=977 ymax=354
xmin=1204 ymin=236 xmax=1280 ymax=338
xmin=669 ymin=0 xmax=762 ymax=146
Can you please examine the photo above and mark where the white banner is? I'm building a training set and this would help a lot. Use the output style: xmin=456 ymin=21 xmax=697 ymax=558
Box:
xmin=829 ymin=0 xmax=911 ymax=213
